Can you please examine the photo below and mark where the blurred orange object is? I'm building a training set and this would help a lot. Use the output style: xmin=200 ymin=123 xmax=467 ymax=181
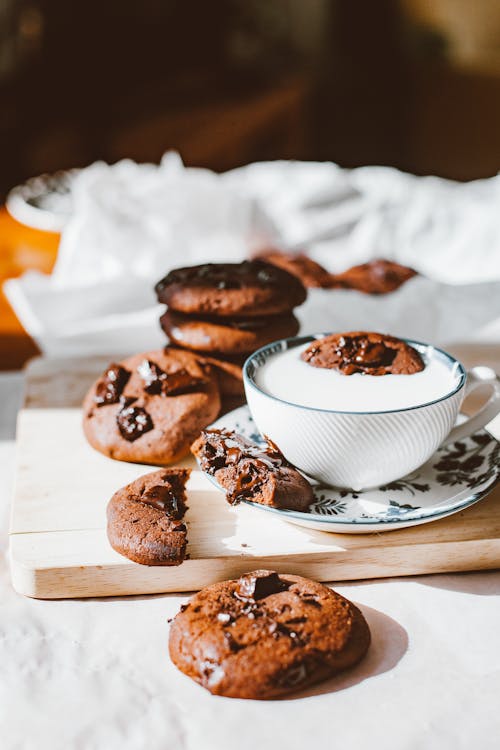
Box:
xmin=0 ymin=207 xmax=60 ymax=370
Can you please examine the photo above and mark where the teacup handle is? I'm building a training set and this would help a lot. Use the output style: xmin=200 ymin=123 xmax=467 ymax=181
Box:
xmin=445 ymin=366 xmax=500 ymax=444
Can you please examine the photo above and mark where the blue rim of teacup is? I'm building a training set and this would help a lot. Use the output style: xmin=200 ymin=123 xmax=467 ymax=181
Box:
xmin=243 ymin=333 xmax=467 ymax=416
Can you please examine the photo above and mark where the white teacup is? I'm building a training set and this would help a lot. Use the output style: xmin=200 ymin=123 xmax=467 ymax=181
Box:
xmin=243 ymin=334 xmax=500 ymax=491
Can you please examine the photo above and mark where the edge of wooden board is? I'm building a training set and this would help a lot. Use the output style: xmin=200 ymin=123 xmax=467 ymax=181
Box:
xmin=10 ymin=533 xmax=500 ymax=599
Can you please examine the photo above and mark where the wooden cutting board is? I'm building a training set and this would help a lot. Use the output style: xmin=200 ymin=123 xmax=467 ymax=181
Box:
xmin=9 ymin=349 xmax=500 ymax=599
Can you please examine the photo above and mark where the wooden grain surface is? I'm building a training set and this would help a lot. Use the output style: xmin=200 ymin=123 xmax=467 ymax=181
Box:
xmin=9 ymin=351 xmax=500 ymax=599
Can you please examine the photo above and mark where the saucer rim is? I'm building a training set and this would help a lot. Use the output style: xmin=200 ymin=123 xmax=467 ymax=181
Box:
xmin=240 ymin=469 xmax=498 ymax=527
xmin=203 ymin=401 xmax=500 ymax=528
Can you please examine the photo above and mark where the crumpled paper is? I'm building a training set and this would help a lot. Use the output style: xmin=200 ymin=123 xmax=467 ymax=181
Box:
xmin=5 ymin=155 xmax=500 ymax=357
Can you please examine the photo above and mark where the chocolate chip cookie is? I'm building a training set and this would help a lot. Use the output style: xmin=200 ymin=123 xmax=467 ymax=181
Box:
xmin=155 ymin=260 xmax=307 ymax=317
xmin=107 ymin=468 xmax=190 ymax=565
xmin=160 ymin=309 xmax=299 ymax=356
xmin=301 ymin=331 xmax=424 ymax=376
xmin=83 ymin=348 xmax=221 ymax=464
xmin=328 ymin=259 xmax=417 ymax=295
xmin=191 ymin=429 xmax=314 ymax=511
xmin=168 ymin=570 xmax=371 ymax=699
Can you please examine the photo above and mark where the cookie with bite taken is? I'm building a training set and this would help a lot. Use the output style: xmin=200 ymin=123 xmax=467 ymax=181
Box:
xmin=107 ymin=468 xmax=190 ymax=565
xmin=191 ymin=429 xmax=314 ymax=512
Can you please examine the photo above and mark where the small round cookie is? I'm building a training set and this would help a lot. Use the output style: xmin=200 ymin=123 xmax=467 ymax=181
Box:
xmin=301 ymin=331 xmax=424 ymax=376
xmin=257 ymin=250 xmax=332 ymax=288
xmin=160 ymin=309 xmax=299 ymax=355
xmin=169 ymin=570 xmax=370 ymax=699
xmin=328 ymin=259 xmax=417 ymax=295
xmin=155 ymin=260 xmax=307 ymax=317
xmin=83 ymin=348 xmax=221 ymax=464
xmin=107 ymin=468 xmax=190 ymax=565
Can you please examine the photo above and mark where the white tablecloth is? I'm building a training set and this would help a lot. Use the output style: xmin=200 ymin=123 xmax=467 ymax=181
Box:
xmin=2 ymin=372 xmax=500 ymax=750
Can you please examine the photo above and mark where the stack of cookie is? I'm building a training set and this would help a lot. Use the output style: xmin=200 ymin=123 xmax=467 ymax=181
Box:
xmin=155 ymin=260 xmax=308 ymax=401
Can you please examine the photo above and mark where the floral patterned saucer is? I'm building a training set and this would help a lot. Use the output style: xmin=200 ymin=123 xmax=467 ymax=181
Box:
xmin=208 ymin=405 xmax=500 ymax=533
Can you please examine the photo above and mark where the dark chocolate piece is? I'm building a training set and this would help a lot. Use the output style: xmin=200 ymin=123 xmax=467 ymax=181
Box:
xmin=331 ymin=334 xmax=396 ymax=374
xmin=116 ymin=405 xmax=154 ymax=441
xmin=236 ymin=571 xmax=291 ymax=601
xmin=137 ymin=359 xmax=207 ymax=396
xmin=141 ymin=484 xmax=184 ymax=518
xmin=94 ymin=364 xmax=130 ymax=406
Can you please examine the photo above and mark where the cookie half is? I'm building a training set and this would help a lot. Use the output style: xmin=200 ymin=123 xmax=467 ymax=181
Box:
xmin=160 ymin=309 xmax=299 ymax=355
xmin=83 ymin=348 xmax=221 ymax=464
xmin=191 ymin=429 xmax=314 ymax=511
xmin=155 ymin=261 xmax=307 ymax=317
xmin=107 ymin=468 xmax=190 ymax=565
xmin=169 ymin=570 xmax=371 ymax=699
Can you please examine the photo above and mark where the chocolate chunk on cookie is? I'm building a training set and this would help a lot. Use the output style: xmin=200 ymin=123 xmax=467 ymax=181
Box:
xmin=328 ymin=259 xmax=417 ymax=295
xmin=302 ymin=331 xmax=424 ymax=376
xmin=191 ymin=429 xmax=314 ymax=511
xmin=94 ymin=364 xmax=131 ymax=406
xmin=107 ymin=468 xmax=190 ymax=565
xmin=160 ymin=309 xmax=299 ymax=355
xmin=83 ymin=348 xmax=221 ymax=464
xmin=257 ymin=251 xmax=332 ymax=288
xmin=155 ymin=260 xmax=307 ymax=317
xmin=168 ymin=571 xmax=371 ymax=699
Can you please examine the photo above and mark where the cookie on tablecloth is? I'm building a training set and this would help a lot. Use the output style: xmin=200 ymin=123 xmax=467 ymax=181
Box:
xmin=168 ymin=570 xmax=371 ymax=699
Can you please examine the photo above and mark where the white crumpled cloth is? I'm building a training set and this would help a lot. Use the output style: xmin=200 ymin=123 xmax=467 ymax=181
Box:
xmin=1 ymin=373 xmax=500 ymax=749
xmin=5 ymin=155 xmax=500 ymax=356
